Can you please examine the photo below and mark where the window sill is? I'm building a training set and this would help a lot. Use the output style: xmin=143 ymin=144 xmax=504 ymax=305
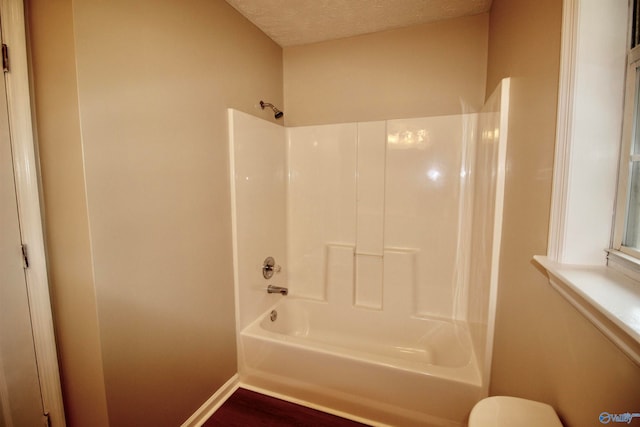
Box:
xmin=533 ymin=255 xmax=640 ymax=365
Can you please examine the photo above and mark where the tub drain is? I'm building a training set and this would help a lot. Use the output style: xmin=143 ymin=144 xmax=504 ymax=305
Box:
xmin=269 ymin=310 xmax=277 ymax=322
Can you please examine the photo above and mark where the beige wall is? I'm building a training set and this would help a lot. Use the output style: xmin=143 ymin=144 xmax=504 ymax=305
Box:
xmin=283 ymin=14 xmax=489 ymax=126
xmin=29 ymin=0 xmax=640 ymax=426
xmin=28 ymin=0 xmax=283 ymax=426
xmin=486 ymin=1 xmax=640 ymax=426
xmin=27 ymin=1 xmax=110 ymax=425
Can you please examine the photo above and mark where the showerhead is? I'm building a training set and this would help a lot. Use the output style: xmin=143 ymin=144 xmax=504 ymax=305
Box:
xmin=260 ymin=100 xmax=284 ymax=119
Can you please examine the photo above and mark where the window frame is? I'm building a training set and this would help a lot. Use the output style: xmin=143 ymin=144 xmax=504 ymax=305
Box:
xmin=547 ymin=0 xmax=627 ymax=266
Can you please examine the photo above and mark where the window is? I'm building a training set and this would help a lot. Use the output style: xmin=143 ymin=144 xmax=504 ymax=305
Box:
xmin=613 ymin=0 xmax=640 ymax=260
xmin=535 ymin=0 xmax=640 ymax=365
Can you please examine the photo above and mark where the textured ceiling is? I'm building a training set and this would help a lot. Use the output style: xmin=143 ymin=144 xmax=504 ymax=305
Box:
xmin=225 ymin=0 xmax=492 ymax=47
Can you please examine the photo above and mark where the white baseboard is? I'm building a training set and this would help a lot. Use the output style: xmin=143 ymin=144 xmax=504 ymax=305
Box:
xmin=181 ymin=374 xmax=239 ymax=427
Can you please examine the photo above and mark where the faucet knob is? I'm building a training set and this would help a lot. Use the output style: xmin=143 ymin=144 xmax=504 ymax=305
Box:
xmin=262 ymin=256 xmax=281 ymax=279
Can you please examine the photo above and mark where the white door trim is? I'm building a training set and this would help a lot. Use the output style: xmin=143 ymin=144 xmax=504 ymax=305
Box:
xmin=1 ymin=0 xmax=65 ymax=425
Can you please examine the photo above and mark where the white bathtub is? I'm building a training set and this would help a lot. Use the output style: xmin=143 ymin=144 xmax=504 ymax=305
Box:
xmin=239 ymin=298 xmax=484 ymax=427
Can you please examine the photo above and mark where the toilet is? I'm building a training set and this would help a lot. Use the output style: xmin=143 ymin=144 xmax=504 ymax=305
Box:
xmin=469 ymin=396 xmax=563 ymax=427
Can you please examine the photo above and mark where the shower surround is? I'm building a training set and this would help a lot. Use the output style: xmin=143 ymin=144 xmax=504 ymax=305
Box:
xmin=228 ymin=80 xmax=510 ymax=426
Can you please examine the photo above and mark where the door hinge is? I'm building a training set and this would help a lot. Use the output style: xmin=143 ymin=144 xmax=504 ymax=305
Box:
xmin=21 ymin=243 xmax=29 ymax=269
xmin=2 ymin=44 xmax=8 ymax=73
xmin=43 ymin=412 xmax=51 ymax=427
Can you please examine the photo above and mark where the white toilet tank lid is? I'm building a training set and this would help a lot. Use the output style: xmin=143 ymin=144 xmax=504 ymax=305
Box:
xmin=469 ymin=396 xmax=563 ymax=427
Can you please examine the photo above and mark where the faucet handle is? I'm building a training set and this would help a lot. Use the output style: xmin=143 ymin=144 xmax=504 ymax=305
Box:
xmin=262 ymin=256 xmax=281 ymax=279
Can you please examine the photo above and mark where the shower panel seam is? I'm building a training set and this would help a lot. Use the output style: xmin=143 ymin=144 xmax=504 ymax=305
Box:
xmin=353 ymin=123 xmax=359 ymax=308
xmin=381 ymin=120 xmax=388 ymax=312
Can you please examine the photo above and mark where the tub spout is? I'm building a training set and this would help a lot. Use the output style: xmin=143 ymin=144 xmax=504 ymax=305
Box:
xmin=267 ymin=285 xmax=288 ymax=296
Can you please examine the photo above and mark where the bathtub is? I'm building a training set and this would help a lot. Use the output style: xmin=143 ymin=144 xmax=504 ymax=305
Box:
xmin=239 ymin=298 xmax=484 ymax=427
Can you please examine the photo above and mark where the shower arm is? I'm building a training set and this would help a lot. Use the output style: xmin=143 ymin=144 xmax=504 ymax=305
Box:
xmin=259 ymin=100 xmax=284 ymax=119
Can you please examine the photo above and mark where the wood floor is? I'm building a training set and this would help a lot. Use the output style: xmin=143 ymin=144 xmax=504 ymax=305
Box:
xmin=203 ymin=388 xmax=370 ymax=426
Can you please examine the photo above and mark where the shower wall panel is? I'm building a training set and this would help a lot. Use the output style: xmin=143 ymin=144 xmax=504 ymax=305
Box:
xmin=287 ymin=115 xmax=476 ymax=318
xmin=287 ymin=124 xmax=357 ymax=300
xmin=228 ymin=110 xmax=287 ymax=330
xmin=385 ymin=116 xmax=469 ymax=318
xmin=466 ymin=79 xmax=510 ymax=385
